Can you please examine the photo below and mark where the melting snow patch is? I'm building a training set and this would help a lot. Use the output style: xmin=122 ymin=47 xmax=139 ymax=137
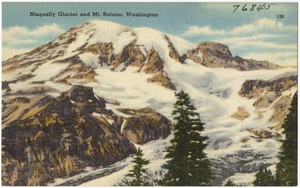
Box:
xmin=86 ymin=66 xmax=175 ymax=118
xmin=89 ymin=20 xmax=127 ymax=44
xmin=46 ymin=92 xmax=61 ymax=98
xmin=46 ymin=81 xmax=72 ymax=92
xmin=167 ymin=34 xmax=196 ymax=55
xmin=79 ymin=53 xmax=100 ymax=68
xmin=31 ymin=62 xmax=70 ymax=82
xmin=114 ymin=30 xmax=136 ymax=54
xmin=66 ymin=30 xmax=91 ymax=55
xmin=224 ymin=172 xmax=256 ymax=186
xmin=135 ymin=27 xmax=169 ymax=58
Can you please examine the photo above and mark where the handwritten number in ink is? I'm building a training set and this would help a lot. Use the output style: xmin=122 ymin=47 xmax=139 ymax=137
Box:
xmin=233 ymin=5 xmax=240 ymax=12
xmin=265 ymin=3 xmax=275 ymax=10
xmin=242 ymin=4 xmax=248 ymax=11
xmin=250 ymin=4 xmax=256 ymax=11
xmin=257 ymin=4 xmax=264 ymax=12
xmin=233 ymin=3 xmax=275 ymax=12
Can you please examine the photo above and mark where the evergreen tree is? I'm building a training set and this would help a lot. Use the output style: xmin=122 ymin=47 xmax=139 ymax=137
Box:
xmin=224 ymin=179 xmax=236 ymax=186
xmin=122 ymin=148 xmax=150 ymax=186
xmin=161 ymin=90 xmax=211 ymax=186
xmin=276 ymin=92 xmax=297 ymax=186
xmin=253 ymin=167 xmax=276 ymax=186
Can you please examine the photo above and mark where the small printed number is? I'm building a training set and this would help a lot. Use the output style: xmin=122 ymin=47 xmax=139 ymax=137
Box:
xmin=277 ymin=14 xmax=284 ymax=19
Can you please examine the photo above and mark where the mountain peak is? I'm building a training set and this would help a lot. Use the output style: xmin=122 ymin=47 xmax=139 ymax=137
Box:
xmin=4 ymin=19 xmax=282 ymax=72
xmin=198 ymin=41 xmax=232 ymax=58
xmin=2 ymin=20 xmax=283 ymax=89
xmin=89 ymin=20 xmax=126 ymax=27
xmin=186 ymin=41 xmax=281 ymax=71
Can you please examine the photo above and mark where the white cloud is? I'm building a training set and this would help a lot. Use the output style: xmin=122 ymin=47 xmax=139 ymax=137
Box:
xmin=216 ymin=34 xmax=280 ymax=43
xmin=217 ymin=36 xmax=297 ymax=51
xmin=2 ymin=23 xmax=65 ymax=60
xmin=3 ymin=23 xmax=64 ymax=45
xmin=182 ymin=26 xmax=225 ymax=36
xmin=182 ymin=18 xmax=297 ymax=58
xmin=31 ymin=24 xmax=64 ymax=36
xmin=2 ymin=36 xmax=37 ymax=45
xmin=181 ymin=18 xmax=298 ymax=67
xmin=182 ymin=18 xmax=294 ymax=37
xmin=243 ymin=52 xmax=297 ymax=67
xmin=276 ymin=58 xmax=298 ymax=67
xmin=215 ymin=33 xmax=296 ymax=51
xmin=231 ymin=18 xmax=283 ymax=35
xmin=2 ymin=46 xmax=31 ymax=61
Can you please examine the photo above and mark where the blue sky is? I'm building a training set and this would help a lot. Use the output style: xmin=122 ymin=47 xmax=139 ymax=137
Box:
xmin=2 ymin=2 xmax=298 ymax=66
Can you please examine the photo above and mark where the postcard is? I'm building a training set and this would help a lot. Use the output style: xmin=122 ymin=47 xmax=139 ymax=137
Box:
xmin=2 ymin=2 xmax=298 ymax=186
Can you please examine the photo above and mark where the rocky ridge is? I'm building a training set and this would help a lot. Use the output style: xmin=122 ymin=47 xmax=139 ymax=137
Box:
xmin=187 ymin=42 xmax=281 ymax=71
xmin=239 ymin=75 xmax=297 ymax=126
xmin=237 ymin=75 xmax=297 ymax=140
xmin=3 ymin=22 xmax=282 ymax=93
xmin=118 ymin=107 xmax=172 ymax=144
xmin=2 ymin=86 xmax=172 ymax=185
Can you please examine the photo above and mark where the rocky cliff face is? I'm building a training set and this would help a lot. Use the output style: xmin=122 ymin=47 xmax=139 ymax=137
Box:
xmin=239 ymin=75 xmax=297 ymax=129
xmin=2 ymin=86 xmax=57 ymax=128
xmin=2 ymin=86 xmax=171 ymax=185
xmin=187 ymin=42 xmax=281 ymax=71
xmin=239 ymin=76 xmax=297 ymax=100
xmin=118 ymin=107 xmax=172 ymax=144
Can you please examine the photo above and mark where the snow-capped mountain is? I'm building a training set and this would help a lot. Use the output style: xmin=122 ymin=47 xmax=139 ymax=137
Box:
xmin=2 ymin=20 xmax=297 ymax=186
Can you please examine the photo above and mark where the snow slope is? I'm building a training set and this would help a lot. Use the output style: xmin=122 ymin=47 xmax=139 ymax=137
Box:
xmin=79 ymin=23 xmax=296 ymax=184
xmin=81 ymin=55 xmax=296 ymax=185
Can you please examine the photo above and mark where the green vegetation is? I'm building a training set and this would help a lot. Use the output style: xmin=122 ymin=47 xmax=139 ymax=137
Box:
xmin=161 ymin=90 xmax=211 ymax=186
xmin=224 ymin=179 xmax=236 ymax=186
xmin=253 ymin=167 xmax=276 ymax=186
xmin=253 ymin=92 xmax=297 ymax=186
xmin=122 ymin=148 xmax=150 ymax=186
xmin=276 ymin=92 xmax=298 ymax=186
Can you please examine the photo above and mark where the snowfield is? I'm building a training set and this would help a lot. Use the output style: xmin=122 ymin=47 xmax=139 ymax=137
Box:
xmin=80 ymin=62 xmax=295 ymax=185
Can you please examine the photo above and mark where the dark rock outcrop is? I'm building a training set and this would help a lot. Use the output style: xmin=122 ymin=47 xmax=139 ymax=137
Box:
xmin=2 ymin=81 xmax=10 ymax=91
xmin=164 ymin=35 xmax=186 ymax=63
xmin=239 ymin=76 xmax=297 ymax=100
xmin=147 ymin=72 xmax=176 ymax=90
xmin=247 ymin=128 xmax=281 ymax=139
xmin=2 ymin=85 xmax=173 ymax=186
xmin=231 ymin=107 xmax=250 ymax=121
xmin=118 ymin=107 xmax=172 ymax=144
xmin=238 ymin=75 xmax=297 ymax=128
xmin=187 ymin=42 xmax=282 ymax=71
xmin=113 ymin=41 xmax=146 ymax=68
xmin=53 ymin=56 xmax=97 ymax=82
xmin=2 ymin=86 xmax=136 ymax=186
xmin=83 ymin=42 xmax=114 ymax=64
xmin=144 ymin=48 xmax=164 ymax=74
xmin=269 ymin=95 xmax=293 ymax=130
